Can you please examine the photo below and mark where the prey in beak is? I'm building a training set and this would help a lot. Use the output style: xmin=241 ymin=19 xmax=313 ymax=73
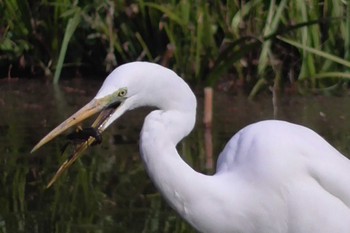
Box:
xmin=31 ymin=91 xmax=127 ymax=188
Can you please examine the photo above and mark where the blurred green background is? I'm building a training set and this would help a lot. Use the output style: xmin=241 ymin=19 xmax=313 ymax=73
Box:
xmin=2 ymin=1 xmax=350 ymax=232
xmin=1 ymin=80 xmax=350 ymax=233
xmin=2 ymin=0 xmax=350 ymax=96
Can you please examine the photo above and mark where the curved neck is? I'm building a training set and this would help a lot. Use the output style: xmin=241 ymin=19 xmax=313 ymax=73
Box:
xmin=139 ymin=105 xmax=253 ymax=233
xmin=140 ymin=109 xmax=209 ymax=227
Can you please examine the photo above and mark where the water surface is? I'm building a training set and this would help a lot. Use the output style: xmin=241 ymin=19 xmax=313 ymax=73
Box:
xmin=1 ymin=79 xmax=350 ymax=233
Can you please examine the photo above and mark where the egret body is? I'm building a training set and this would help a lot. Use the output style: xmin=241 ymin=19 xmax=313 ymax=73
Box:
xmin=33 ymin=62 xmax=350 ymax=233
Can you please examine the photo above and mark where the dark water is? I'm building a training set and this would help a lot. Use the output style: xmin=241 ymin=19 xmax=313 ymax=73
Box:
xmin=1 ymin=79 xmax=350 ymax=233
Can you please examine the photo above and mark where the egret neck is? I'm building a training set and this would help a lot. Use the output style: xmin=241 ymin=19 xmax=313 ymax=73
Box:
xmin=140 ymin=107 xmax=207 ymax=223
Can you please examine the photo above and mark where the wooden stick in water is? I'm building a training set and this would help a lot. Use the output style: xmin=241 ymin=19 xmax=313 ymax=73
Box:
xmin=203 ymin=87 xmax=213 ymax=170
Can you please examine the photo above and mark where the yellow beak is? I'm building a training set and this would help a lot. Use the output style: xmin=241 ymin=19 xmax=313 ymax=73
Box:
xmin=31 ymin=97 xmax=120 ymax=188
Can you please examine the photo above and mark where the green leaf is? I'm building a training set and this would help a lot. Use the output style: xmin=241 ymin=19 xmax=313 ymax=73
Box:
xmin=53 ymin=9 xmax=81 ymax=84
xmin=278 ymin=36 xmax=350 ymax=69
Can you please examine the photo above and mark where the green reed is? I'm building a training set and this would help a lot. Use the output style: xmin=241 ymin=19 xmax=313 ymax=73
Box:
xmin=1 ymin=0 xmax=350 ymax=96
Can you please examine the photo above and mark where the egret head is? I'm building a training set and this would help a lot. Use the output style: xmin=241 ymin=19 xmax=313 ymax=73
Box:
xmin=31 ymin=62 xmax=196 ymax=186
xmin=32 ymin=62 xmax=195 ymax=151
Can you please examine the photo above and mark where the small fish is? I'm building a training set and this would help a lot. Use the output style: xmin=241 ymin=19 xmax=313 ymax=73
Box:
xmin=59 ymin=127 xmax=102 ymax=158
xmin=66 ymin=127 xmax=102 ymax=145
xmin=47 ymin=127 xmax=102 ymax=188
xmin=46 ymin=106 xmax=116 ymax=188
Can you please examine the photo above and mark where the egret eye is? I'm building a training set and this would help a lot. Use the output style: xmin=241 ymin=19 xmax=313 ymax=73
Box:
xmin=117 ymin=88 xmax=128 ymax=97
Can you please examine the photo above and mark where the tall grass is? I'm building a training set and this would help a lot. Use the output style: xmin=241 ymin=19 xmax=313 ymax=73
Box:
xmin=53 ymin=7 xmax=81 ymax=84
xmin=1 ymin=0 xmax=350 ymax=96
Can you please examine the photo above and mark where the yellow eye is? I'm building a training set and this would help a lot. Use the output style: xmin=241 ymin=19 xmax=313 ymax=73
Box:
xmin=117 ymin=88 xmax=128 ymax=97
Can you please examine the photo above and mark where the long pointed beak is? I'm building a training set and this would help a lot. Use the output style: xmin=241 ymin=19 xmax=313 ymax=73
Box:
xmin=31 ymin=96 xmax=124 ymax=188
xmin=31 ymin=98 xmax=105 ymax=153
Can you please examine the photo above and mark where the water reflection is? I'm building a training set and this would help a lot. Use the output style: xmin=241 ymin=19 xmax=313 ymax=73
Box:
xmin=0 ymin=80 xmax=349 ymax=233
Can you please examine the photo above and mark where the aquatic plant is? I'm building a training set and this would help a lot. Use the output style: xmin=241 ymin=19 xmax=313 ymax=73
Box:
xmin=1 ymin=0 xmax=350 ymax=96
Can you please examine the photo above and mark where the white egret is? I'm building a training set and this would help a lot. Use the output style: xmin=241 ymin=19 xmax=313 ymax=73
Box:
xmin=32 ymin=62 xmax=350 ymax=233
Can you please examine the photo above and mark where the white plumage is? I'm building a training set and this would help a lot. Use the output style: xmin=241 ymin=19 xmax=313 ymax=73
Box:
xmin=34 ymin=62 xmax=350 ymax=233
